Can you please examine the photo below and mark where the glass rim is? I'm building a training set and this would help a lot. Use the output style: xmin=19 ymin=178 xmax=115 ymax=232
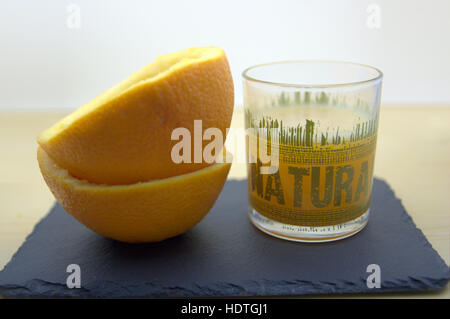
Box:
xmin=242 ymin=60 xmax=383 ymax=89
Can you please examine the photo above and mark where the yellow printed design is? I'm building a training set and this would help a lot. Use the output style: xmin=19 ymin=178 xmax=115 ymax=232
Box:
xmin=247 ymin=133 xmax=377 ymax=227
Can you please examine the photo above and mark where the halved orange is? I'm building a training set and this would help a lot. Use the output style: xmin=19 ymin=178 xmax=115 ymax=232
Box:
xmin=37 ymin=147 xmax=231 ymax=243
xmin=38 ymin=47 xmax=234 ymax=185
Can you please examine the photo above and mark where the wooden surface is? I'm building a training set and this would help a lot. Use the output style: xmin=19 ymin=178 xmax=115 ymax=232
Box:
xmin=0 ymin=106 xmax=449 ymax=298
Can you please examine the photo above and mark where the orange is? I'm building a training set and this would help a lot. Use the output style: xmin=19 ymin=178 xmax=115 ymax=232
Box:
xmin=37 ymin=147 xmax=231 ymax=243
xmin=37 ymin=47 xmax=234 ymax=185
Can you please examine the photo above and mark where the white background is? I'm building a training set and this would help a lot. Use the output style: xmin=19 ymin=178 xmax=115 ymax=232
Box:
xmin=1 ymin=0 xmax=449 ymax=110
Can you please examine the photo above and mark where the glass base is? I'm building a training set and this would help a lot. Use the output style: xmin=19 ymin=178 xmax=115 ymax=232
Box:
xmin=249 ymin=208 xmax=369 ymax=243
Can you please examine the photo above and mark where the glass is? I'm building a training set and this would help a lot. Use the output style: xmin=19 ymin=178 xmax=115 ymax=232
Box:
xmin=243 ymin=61 xmax=383 ymax=242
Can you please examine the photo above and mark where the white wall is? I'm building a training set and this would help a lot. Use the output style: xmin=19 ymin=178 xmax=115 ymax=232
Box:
xmin=1 ymin=0 xmax=449 ymax=109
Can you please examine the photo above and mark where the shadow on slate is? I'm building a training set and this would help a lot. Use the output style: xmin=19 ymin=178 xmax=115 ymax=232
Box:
xmin=0 ymin=178 xmax=449 ymax=297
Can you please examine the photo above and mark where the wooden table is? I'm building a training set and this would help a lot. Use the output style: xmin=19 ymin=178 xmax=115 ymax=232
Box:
xmin=0 ymin=106 xmax=449 ymax=298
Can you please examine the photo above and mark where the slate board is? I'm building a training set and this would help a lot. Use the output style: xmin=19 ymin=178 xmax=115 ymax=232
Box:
xmin=0 ymin=178 xmax=448 ymax=298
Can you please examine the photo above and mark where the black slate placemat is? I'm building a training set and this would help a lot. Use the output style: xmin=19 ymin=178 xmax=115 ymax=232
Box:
xmin=0 ymin=178 xmax=448 ymax=297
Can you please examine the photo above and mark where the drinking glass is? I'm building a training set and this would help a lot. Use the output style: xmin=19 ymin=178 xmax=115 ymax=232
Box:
xmin=243 ymin=61 xmax=383 ymax=242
